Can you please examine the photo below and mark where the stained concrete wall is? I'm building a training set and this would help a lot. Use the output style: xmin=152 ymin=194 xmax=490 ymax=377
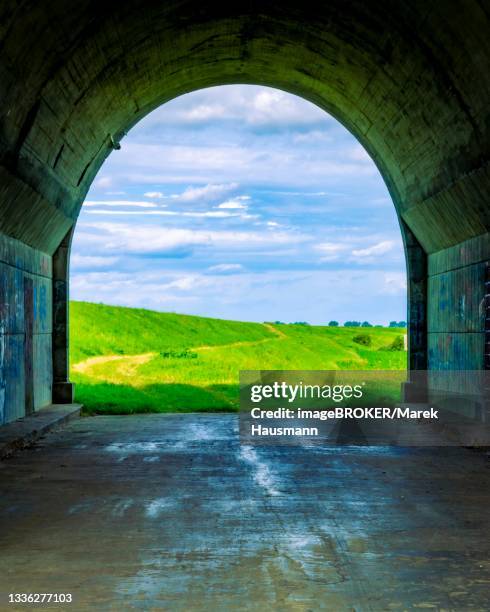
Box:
xmin=428 ymin=233 xmax=489 ymax=370
xmin=0 ymin=233 xmax=52 ymax=424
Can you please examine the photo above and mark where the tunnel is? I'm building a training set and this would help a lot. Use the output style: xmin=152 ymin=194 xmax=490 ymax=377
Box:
xmin=0 ymin=1 xmax=489 ymax=418
xmin=1 ymin=2 xmax=490 ymax=608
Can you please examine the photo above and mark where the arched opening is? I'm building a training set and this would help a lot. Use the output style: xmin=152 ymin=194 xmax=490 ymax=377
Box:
xmin=0 ymin=1 xmax=487 ymax=423
xmin=66 ymin=84 xmax=409 ymax=412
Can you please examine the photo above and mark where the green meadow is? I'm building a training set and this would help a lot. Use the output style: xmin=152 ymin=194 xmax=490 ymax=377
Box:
xmin=70 ymin=301 xmax=407 ymax=414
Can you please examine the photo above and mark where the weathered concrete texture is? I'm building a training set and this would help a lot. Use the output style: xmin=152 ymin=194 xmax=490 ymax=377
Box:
xmin=0 ymin=0 xmax=490 ymax=420
xmin=0 ymin=403 xmax=81 ymax=459
xmin=402 ymin=221 xmax=427 ymax=371
xmin=428 ymin=233 xmax=489 ymax=370
xmin=0 ymin=414 xmax=489 ymax=611
xmin=401 ymin=222 xmax=427 ymax=401
xmin=486 ymin=262 xmax=490 ymax=370
xmin=0 ymin=233 xmax=52 ymax=424
xmin=52 ymin=228 xmax=74 ymax=404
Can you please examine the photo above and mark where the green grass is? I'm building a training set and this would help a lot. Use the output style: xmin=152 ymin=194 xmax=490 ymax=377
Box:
xmin=70 ymin=301 xmax=407 ymax=414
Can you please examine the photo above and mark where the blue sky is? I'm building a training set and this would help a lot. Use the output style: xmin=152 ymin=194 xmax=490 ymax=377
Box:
xmin=71 ymin=85 xmax=406 ymax=325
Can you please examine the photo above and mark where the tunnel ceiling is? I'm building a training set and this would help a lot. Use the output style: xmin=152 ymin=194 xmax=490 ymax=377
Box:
xmin=0 ymin=0 xmax=489 ymax=255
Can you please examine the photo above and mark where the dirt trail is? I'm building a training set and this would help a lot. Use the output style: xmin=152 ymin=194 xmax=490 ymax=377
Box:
xmin=191 ymin=323 xmax=286 ymax=351
xmin=72 ymin=352 xmax=155 ymax=376
xmin=72 ymin=324 xmax=286 ymax=375
xmin=263 ymin=323 xmax=287 ymax=338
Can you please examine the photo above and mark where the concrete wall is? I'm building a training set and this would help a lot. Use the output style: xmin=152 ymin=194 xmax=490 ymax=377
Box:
xmin=0 ymin=232 xmax=52 ymax=424
xmin=428 ymin=233 xmax=489 ymax=370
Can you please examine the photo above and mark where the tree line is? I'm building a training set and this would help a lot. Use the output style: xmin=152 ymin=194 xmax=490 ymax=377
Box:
xmin=329 ymin=320 xmax=406 ymax=328
xmin=272 ymin=320 xmax=407 ymax=327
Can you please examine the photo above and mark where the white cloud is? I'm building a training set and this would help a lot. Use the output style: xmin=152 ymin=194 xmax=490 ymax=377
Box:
xmin=182 ymin=104 xmax=227 ymax=122
xmin=93 ymin=176 xmax=113 ymax=189
xmin=165 ymin=275 xmax=211 ymax=291
xmin=262 ymin=190 xmax=343 ymax=197
xmin=113 ymin=141 xmax=378 ymax=187
xmin=144 ymin=191 xmax=165 ymax=199
xmin=169 ymin=183 xmax=238 ymax=203
xmin=351 ymin=240 xmax=394 ymax=259
xmin=85 ymin=210 xmax=176 ymax=216
xmin=217 ymin=198 xmax=248 ymax=210
xmin=84 ymin=200 xmax=160 ymax=208
xmin=246 ymin=89 xmax=326 ymax=126
xmin=84 ymin=209 xmax=253 ymax=219
xmin=184 ymin=211 xmax=241 ymax=218
xmin=70 ymin=254 xmax=119 ymax=268
xmin=382 ymin=273 xmax=407 ymax=295
xmin=293 ymin=130 xmax=332 ymax=144
xmin=315 ymin=238 xmax=400 ymax=263
xmin=140 ymin=85 xmax=329 ymax=129
xmin=315 ymin=242 xmax=350 ymax=261
xmin=207 ymin=263 xmax=244 ymax=274
xmin=75 ymin=222 xmax=310 ymax=256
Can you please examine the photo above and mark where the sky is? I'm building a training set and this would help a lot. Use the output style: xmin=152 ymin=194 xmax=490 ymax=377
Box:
xmin=71 ymin=85 xmax=406 ymax=325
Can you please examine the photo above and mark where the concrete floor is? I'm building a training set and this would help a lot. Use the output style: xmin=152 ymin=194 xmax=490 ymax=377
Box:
xmin=0 ymin=415 xmax=489 ymax=611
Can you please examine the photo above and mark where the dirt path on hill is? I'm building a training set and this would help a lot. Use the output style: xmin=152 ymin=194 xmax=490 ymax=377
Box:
xmin=263 ymin=323 xmax=287 ymax=338
xmin=191 ymin=323 xmax=286 ymax=351
xmin=72 ymin=324 xmax=286 ymax=374
xmin=72 ymin=352 xmax=156 ymax=376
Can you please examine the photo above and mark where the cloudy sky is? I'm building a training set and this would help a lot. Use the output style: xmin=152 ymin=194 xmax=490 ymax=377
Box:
xmin=71 ymin=85 xmax=406 ymax=325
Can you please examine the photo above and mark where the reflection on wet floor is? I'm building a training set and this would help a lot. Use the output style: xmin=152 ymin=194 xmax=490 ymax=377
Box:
xmin=0 ymin=414 xmax=489 ymax=610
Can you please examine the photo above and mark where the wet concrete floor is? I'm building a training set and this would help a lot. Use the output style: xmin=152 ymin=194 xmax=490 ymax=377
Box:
xmin=0 ymin=414 xmax=489 ymax=610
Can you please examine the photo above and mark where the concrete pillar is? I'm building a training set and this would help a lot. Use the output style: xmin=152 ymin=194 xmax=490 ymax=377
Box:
xmin=401 ymin=221 xmax=428 ymax=402
xmin=52 ymin=228 xmax=75 ymax=404
xmin=486 ymin=263 xmax=490 ymax=370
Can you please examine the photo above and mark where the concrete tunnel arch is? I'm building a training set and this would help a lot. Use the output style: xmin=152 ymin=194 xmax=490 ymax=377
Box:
xmin=0 ymin=0 xmax=489 ymax=422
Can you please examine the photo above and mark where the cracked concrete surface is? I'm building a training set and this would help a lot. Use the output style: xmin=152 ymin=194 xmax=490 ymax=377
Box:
xmin=0 ymin=414 xmax=489 ymax=610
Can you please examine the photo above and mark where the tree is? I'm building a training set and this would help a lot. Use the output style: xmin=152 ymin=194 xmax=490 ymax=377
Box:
xmin=361 ymin=321 xmax=372 ymax=327
xmin=328 ymin=320 xmax=339 ymax=327
xmin=344 ymin=321 xmax=361 ymax=327
xmin=389 ymin=335 xmax=405 ymax=351
xmin=353 ymin=333 xmax=372 ymax=346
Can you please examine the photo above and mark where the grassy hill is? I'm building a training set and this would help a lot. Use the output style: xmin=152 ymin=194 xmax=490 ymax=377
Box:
xmin=70 ymin=301 xmax=407 ymax=414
